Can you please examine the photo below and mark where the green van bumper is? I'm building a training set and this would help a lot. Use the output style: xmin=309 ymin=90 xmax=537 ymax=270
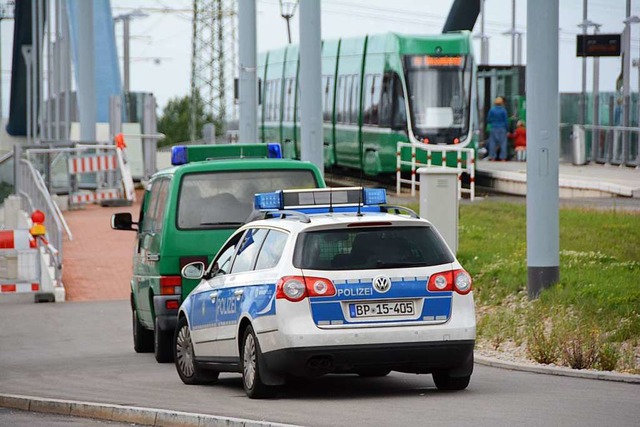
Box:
xmin=153 ymin=295 xmax=180 ymax=333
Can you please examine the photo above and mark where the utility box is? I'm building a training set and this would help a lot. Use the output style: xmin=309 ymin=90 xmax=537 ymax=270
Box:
xmin=417 ymin=167 xmax=459 ymax=254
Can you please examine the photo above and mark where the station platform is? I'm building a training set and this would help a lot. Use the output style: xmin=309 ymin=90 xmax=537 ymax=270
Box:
xmin=476 ymin=159 xmax=640 ymax=199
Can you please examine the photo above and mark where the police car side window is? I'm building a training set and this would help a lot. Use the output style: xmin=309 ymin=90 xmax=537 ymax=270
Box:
xmin=255 ymin=230 xmax=288 ymax=270
xmin=230 ymin=228 xmax=268 ymax=274
xmin=141 ymin=179 xmax=164 ymax=232
xmin=212 ymin=232 xmax=244 ymax=276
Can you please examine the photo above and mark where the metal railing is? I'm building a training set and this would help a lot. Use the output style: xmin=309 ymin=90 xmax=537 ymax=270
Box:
xmin=570 ymin=124 xmax=640 ymax=167
xmin=15 ymin=155 xmax=72 ymax=284
xmin=396 ymin=142 xmax=475 ymax=201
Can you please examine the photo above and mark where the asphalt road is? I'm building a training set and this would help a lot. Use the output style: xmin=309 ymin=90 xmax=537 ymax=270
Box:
xmin=0 ymin=300 xmax=638 ymax=427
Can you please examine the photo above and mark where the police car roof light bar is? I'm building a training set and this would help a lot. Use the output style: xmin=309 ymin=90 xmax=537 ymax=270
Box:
xmin=254 ymin=187 xmax=387 ymax=211
xmin=171 ymin=143 xmax=282 ymax=166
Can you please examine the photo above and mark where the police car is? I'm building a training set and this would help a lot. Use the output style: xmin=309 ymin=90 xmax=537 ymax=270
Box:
xmin=174 ymin=187 xmax=475 ymax=398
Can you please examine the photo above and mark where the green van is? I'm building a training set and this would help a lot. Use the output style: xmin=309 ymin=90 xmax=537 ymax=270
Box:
xmin=111 ymin=143 xmax=325 ymax=362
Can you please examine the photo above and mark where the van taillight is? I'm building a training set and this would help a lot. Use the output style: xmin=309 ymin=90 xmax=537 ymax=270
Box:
xmin=160 ymin=276 xmax=182 ymax=295
xmin=427 ymin=269 xmax=472 ymax=295
xmin=276 ymin=276 xmax=336 ymax=302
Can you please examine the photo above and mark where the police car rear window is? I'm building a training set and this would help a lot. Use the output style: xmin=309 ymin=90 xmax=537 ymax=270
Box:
xmin=177 ymin=170 xmax=318 ymax=229
xmin=293 ymin=226 xmax=454 ymax=270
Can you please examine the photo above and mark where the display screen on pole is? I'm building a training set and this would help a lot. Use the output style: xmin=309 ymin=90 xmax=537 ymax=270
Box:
xmin=576 ymin=34 xmax=621 ymax=57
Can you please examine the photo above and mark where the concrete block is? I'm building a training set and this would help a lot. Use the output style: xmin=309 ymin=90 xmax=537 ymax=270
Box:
xmin=155 ymin=410 xmax=202 ymax=427
xmin=110 ymin=406 xmax=157 ymax=425
xmin=70 ymin=402 xmax=114 ymax=421
xmin=0 ymin=394 xmax=30 ymax=410
xmin=54 ymin=285 xmax=66 ymax=302
xmin=29 ymin=398 xmax=71 ymax=415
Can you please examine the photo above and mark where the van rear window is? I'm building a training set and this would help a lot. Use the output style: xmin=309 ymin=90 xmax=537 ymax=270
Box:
xmin=177 ymin=170 xmax=318 ymax=229
xmin=293 ymin=226 xmax=454 ymax=270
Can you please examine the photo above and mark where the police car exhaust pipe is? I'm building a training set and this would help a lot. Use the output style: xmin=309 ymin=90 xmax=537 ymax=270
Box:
xmin=307 ymin=356 xmax=333 ymax=372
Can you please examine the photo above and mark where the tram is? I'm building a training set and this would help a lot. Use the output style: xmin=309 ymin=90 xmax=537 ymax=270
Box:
xmin=258 ymin=31 xmax=477 ymax=176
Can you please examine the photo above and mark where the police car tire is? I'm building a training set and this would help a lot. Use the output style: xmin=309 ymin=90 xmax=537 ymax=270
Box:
xmin=154 ymin=317 xmax=175 ymax=363
xmin=174 ymin=316 xmax=219 ymax=385
xmin=432 ymin=371 xmax=471 ymax=391
xmin=132 ymin=308 xmax=153 ymax=353
xmin=241 ymin=326 xmax=275 ymax=399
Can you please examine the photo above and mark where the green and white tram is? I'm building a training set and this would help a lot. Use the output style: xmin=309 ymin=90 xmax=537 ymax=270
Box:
xmin=259 ymin=31 xmax=476 ymax=176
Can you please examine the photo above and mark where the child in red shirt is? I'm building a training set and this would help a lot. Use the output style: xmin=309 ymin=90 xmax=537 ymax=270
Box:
xmin=509 ymin=120 xmax=526 ymax=161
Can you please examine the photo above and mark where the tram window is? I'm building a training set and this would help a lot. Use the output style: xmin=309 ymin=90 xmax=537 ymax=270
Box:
xmin=350 ymin=75 xmax=359 ymax=125
xmin=392 ymin=75 xmax=407 ymax=130
xmin=370 ymin=75 xmax=381 ymax=125
xmin=363 ymin=75 xmax=372 ymax=124
xmin=379 ymin=74 xmax=393 ymax=127
xmin=336 ymin=76 xmax=344 ymax=123
xmin=324 ymin=76 xmax=334 ymax=121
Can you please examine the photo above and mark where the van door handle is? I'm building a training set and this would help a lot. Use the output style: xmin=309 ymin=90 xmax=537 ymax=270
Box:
xmin=209 ymin=292 xmax=219 ymax=303
xmin=146 ymin=253 xmax=159 ymax=262
xmin=234 ymin=289 xmax=244 ymax=300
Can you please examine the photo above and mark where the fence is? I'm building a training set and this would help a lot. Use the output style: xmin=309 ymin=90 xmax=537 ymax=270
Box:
xmin=396 ymin=142 xmax=475 ymax=201
xmin=569 ymin=124 xmax=640 ymax=167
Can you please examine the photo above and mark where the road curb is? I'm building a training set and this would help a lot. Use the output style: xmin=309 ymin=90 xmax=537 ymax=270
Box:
xmin=475 ymin=355 xmax=640 ymax=384
xmin=0 ymin=393 xmax=300 ymax=427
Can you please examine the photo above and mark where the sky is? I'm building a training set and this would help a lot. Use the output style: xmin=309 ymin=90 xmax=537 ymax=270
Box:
xmin=1 ymin=0 xmax=640 ymax=115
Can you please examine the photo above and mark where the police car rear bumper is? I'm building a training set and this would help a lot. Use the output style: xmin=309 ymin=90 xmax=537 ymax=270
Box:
xmin=262 ymin=340 xmax=474 ymax=377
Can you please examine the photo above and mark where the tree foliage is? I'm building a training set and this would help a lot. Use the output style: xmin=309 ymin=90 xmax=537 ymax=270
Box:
xmin=157 ymin=91 xmax=217 ymax=147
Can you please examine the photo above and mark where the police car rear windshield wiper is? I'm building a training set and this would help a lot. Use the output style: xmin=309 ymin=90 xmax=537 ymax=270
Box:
xmin=374 ymin=260 xmax=425 ymax=268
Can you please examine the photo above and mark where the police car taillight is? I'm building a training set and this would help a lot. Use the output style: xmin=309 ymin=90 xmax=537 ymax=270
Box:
xmin=276 ymin=276 xmax=336 ymax=302
xmin=427 ymin=269 xmax=472 ymax=295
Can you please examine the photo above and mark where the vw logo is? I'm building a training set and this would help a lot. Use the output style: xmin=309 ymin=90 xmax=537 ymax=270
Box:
xmin=372 ymin=275 xmax=391 ymax=293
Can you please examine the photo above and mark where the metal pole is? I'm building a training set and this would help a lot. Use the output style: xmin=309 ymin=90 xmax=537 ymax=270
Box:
xmin=62 ymin=0 xmax=70 ymax=140
xmin=526 ymin=0 xmax=560 ymax=299
xmin=31 ymin=0 xmax=38 ymax=142
xmin=238 ymin=0 xmax=258 ymax=144
xmin=592 ymin=26 xmax=601 ymax=162
xmin=22 ymin=46 xmax=33 ymax=146
xmin=299 ymin=0 xmax=323 ymax=173
xmin=46 ymin=0 xmax=52 ymax=140
xmin=511 ymin=0 xmax=516 ymax=65
xmin=480 ymin=0 xmax=488 ymax=64
xmin=38 ymin=0 xmax=44 ymax=141
xmin=516 ymin=32 xmax=523 ymax=66
xmin=54 ymin=0 xmax=60 ymax=140
xmin=580 ymin=0 xmax=587 ymax=125
xmin=76 ymin=0 xmax=96 ymax=141
xmin=286 ymin=16 xmax=291 ymax=44
xmin=13 ymin=144 xmax=21 ymax=197
xmin=623 ymin=0 xmax=631 ymax=165
xmin=0 ymin=16 xmax=3 ymax=120
xmin=123 ymin=17 xmax=130 ymax=93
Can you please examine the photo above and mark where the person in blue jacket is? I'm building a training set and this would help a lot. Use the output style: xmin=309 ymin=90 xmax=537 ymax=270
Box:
xmin=486 ymin=97 xmax=509 ymax=161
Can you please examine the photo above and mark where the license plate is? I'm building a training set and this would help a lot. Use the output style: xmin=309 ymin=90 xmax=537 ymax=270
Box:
xmin=349 ymin=300 xmax=415 ymax=318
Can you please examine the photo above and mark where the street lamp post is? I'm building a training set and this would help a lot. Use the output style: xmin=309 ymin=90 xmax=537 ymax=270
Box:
xmin=623 ymin=14 xmax=640 ymax=166
xmin=113 ymin=9 xmax=148 ymax=94
xmin=279 ymin=0 xmax=297 ymax=44
xmin=625 ymin=15 xmax=640 ymax=167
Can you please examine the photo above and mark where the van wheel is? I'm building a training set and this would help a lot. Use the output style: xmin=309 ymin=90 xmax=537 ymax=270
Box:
xmin=174 ymin=316 xmax=219 ymax=385
xmin=432 ymin=370 xmax=471 ymax=391
xmin=132 ymin=308 xmax=153 ymax=353
xmin=241 ymin=326 xmax=275 ymax=399
xmin=154 ymin=317 xmax=174 ymax=363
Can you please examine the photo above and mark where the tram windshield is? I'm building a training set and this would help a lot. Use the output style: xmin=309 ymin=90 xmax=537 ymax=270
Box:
xmin=405 ymin=55 xmax=472 ymax=143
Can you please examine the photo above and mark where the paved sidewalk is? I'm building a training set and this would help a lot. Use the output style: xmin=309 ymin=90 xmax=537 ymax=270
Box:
xmin=61 ymin=196 xmax=140 ymax=301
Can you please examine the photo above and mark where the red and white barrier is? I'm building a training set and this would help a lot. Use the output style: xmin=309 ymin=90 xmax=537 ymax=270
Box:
xmin=69 ymin=188 xmax=122 ymax=205
xmin=0 ymin=229 xmax=35 ymax=250
xmin=68 ymin=155 xmax=119 ymax=174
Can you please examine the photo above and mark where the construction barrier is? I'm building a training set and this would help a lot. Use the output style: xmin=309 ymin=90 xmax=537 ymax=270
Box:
xmin=0 ymin=229 xmax=43 ymax=298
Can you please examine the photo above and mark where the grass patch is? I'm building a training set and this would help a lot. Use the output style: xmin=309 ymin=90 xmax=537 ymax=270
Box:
xmin=408 ymin=199 xmax=640 ymax=373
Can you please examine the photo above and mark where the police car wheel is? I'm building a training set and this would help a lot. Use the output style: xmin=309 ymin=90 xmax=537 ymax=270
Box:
xmin=154 ymin=317 xmax=174 ymax=363
xmin=174 ymin=316 xmax=219 ymax=385
xmin=241 ymin=326 xmax=275 ymax=399
xmin=356 ymin=368 xmax=391 ymax=377
xmin=432 ymin=371 xmax=471 ymax=391
xmin=132 ymin=307 xmax=153 ymax=353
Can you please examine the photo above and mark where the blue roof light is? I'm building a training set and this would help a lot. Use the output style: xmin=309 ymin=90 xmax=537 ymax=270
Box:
xmin=267 ymin=142 xmax=283 ymax=159
xmin=171 ymin=146 xmax=188 ymax=166
xmin=363 ymin=188 xmax=387 ymax=205
xmin=255 ymin=191 xmax=284 ymax=210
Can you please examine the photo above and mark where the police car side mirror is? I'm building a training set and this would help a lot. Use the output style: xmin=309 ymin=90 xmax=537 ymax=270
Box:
xmin=111 ymin=213 xmax=137 ymax=231
xmin=181 ymin=262 xmax=205 ymax=280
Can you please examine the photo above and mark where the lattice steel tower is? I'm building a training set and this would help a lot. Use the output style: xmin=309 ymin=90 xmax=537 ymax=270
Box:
xmin=190 ymin=0 xmax=237 ymax=141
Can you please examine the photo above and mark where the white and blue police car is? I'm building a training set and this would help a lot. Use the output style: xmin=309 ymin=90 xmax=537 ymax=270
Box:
xmin=174 ymin=187 xmax=475 ymax=398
